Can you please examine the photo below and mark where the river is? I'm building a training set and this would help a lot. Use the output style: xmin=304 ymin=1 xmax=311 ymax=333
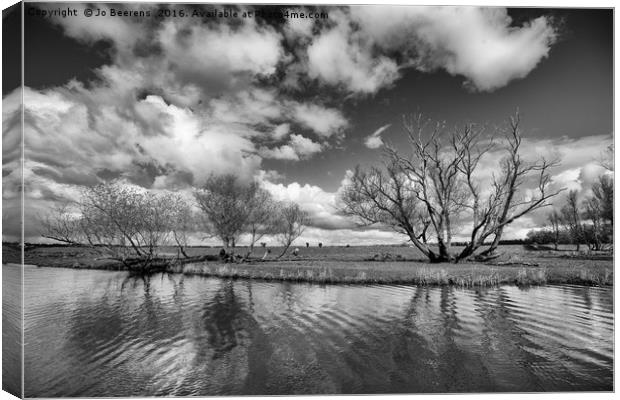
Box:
xmin=2 ymin=264 xmax=613 ymax=396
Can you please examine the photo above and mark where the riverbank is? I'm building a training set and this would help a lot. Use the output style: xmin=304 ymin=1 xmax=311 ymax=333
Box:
xmin=4 ymin=243 xmax=613 ymax=287
xmin=177 ymin=258 xmax=612 ymax=287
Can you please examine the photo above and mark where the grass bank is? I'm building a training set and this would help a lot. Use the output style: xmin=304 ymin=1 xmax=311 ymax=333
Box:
xmin=5 ymin=243 xmax=613 ymax=287
xmin=178 ymin=258 xmax=613 ymax=287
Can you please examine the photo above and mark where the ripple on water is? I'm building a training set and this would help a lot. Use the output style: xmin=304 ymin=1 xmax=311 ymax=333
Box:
xmin=4 ymin=264 xmax=612 ymax=397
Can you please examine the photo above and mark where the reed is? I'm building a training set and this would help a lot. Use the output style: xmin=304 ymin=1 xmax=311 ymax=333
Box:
xmin=171 ymin=260 xmax=611 ymax=287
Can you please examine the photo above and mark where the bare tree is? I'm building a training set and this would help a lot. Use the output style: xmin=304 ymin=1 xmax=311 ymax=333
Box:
xmin=583 ymin=174 xmax=613 ymax=250
xmin=547 ymin=209 xmax=562 ymax=250
xmin=600 ymin=144 xmax=614 ymax=172
xmin=163 ymin=193 xmax=195 ymax=259
xmin=561 ymin=190 xmax=583 ymax=251
xmin=42 ymin=181 xmax=195 ymax=271
xmin=340 ymin=160 xmax=438 ymax=260
xmin=590 ymin=174 xmax=613 ymax=227
xmin=244 ymin=187 xmax=278 ymax=258
xmin=79 ymin=183 xmax=188 ymax=267
xmin=194 ymin=174 xmax=258 ymax=250
xmin=340 ymin=112 xmax=563 ymax=263
xmin=388 ymin=115 xmax=475 ymax=260
xmin=274 ymin=202 xmax=309 ymax=259
xmin=473 ymin=113 xmax=563 ymax=258
xmin=40 ymin=202 xmax=85 ymax=245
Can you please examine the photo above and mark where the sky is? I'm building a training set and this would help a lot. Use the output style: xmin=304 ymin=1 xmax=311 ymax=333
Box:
xmin=2 ymin=3 xmax=614 ymax=245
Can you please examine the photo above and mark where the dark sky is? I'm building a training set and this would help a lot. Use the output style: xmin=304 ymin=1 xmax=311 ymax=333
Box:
xmin=23 ymin=4 xmax=112 ymax=92
xmin=2 ymin=1 xmax=21 ymax=95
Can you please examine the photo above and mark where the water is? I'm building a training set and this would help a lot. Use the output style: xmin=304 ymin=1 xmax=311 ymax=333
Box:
xmin=2 ymin=264 xmax=22 ymax=397
xmin=3 ymin=264 xmax=614 ymax=396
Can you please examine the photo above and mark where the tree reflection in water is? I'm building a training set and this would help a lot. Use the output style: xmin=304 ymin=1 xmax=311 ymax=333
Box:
xmin=20 ymin=266 xmax=612 ymax=396
xmin=202 ymin=280 xmax=246 ymax=358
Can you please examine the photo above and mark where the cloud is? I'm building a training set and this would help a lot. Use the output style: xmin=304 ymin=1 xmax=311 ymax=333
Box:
xmin=6 ymin=6 xmax=351 ymax=219
xmin=306 ymin=11 xmax=401 ymax=94
xmin=158 ymin=18 xmax=283 ymax=89
xmin=281 ymin=227 xmax=404 ymax=247
xmin=208 ymin=88 xmax=284 ymax=129
xmin=351 ymin=7 xmax=557 ymax=92
xmin=550 ymin=168 xmax=582 ymax=193
xmin=259 ymin=177 xmax=356 ymax=231
xmin=289 ymin=134 xmax=323 ymax=157
xmin=51 ymin=4 xmax=145 ymax=49
xmin=284 ymin=9 xmax=316 ymax=38
xmin=22 ymin=86 xmax=261 ymax=185
xmin=292 ymin=103 xmax=349 ymax=138
xmin=50 ymin=5 xmax=557 ymax=98
xmin=272 ymin=123 xmax=291 ymax=140
xmin=259 ymin=144 xmax=299 ymax=161
xmin=259 ymin=134 xmax=323 ymax=161
xmin=296 ymin=7 xmax=557 ymax=94
xmin=364 ymin=124 xmax=391 ymax=149
xmin=2 ymin=90 xmax=23 ymax=240
xmin=1 ymin=5 xmax=589 ymax=244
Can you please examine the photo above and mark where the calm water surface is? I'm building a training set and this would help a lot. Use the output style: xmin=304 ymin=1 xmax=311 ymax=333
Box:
xmin=5 ymin=264 xmax=614 ymax=396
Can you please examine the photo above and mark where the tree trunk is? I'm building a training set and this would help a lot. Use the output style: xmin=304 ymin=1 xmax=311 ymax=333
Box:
xmin=437 ymin=240 xmax=452 ymax=262
xmin=246 ymin=230 xmax=258 ymax=259
xmin=173 ymin=231 xmax=189 ymax=258
xmin=246 ymin=243 xmax=255 ymax=259
xmin=427 ymin=251 xmax=451 ymax=263
xmin=276 ymin=243 xmax=291 ymax=259
xmin=479 ymin=228 xmax=504 ymax=257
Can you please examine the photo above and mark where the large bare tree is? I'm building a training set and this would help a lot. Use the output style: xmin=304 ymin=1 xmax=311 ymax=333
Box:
xmin=340 ymin=160 xmax=437 ymax=260
xmin=341 ymin=113 xmax=563 ymax=263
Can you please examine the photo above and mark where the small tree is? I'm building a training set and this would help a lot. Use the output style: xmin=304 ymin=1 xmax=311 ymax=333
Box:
xmin=194 ymin=174 xmax=258 ymax=250
xmin=526 ymin=229 xmax=555 ymax=245
xmin=244 ymin=187 xmax=278 ymax=258
xmin=40 ymin=202 xmax=85 ymax=245
xmin=165 ymin=194 xmax=195 ymax=259
xmin=548 ymin=209 xmax=562 ymax=250
xmin=274 ymin=202 xmax=309 ymax=259
xmin=583 ymin=175 xmax=613 ymax=250
xmin=42 ymin=181 xmax=192 ymax=271
xmin=591 ymin=174 xmax=613 ymax=227
xmin=600 ymin=144 xmax=614 ymax=172
xmin=561 ymin=190 xmax=583 ymax=251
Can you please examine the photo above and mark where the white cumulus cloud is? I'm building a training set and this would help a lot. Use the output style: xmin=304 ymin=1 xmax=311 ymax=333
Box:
xmin=364 ymin=124 xmax=391 ymax=149
xmin=259 ymin=134 xmax=323 ymax=161
xmin=299 ymin=6 xmax=557 ymax=94
xmin=292 ymin=103 xmax=349 ymax=138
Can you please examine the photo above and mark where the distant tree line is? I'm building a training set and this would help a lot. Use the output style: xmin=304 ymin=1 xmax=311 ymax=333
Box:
xmin=526 ymin=174 xmax=613 ymax=251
